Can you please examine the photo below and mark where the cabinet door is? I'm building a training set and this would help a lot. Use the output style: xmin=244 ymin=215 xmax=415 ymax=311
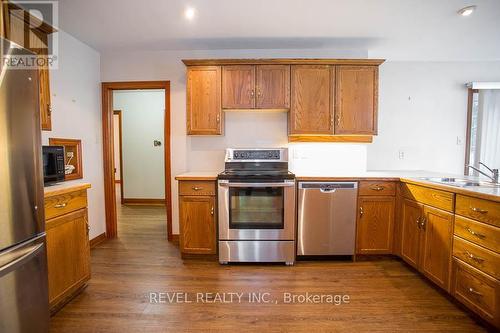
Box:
xmin=222 ymin=65 xmax=255 ymax=108
xmin=289 ymin=65 xmax=333 ymax=135
xmin=29 ymin=30 xmax=52 ymax=130
xmin=335 ymin=66 xmax=378 ymax=135
xmin=256 ymin=65 xmax=290 ymax=109
xmin=46 ymin=208 xmax=90 ymax=308
xmin=179 ymin=196 xmax=216 ymax=254
xmin=357 ymin=196 xmax=395 ymax=254
xmin=186 ymin=66 xmax=222 ymax=135
xmin=421 ymin=206 xmax=453 ymax=291
xmin=401 ymin=199 xmax=423 ymax=268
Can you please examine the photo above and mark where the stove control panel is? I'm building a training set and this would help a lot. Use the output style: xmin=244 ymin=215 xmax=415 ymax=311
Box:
xmin=225 ymin=148 xmax=287 ymax=162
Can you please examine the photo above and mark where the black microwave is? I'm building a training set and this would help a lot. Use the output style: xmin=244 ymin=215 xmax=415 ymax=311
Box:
xmin=42 ymin=145 xmax=65 ymax=185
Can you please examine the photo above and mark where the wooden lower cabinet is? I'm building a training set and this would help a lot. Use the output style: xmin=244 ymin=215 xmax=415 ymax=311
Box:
xmin=44 ymin=184 xmax=91 ymax=312
xmin=400 ymin=198 xmax=453 ymax=291
xmin=46 ymin=208 xmax=90 ymax=309
xmin=401 ymin=198 xmax=423 ymax=268
xmin=178 ymin=180 xmax=217 ymax=255
xmin=356 ymin=196 xmax=395 ymax=254
xmin=452 ymin=259 xmax=500 ymax=327
xmin=421 ymin=206 xmax=453 ymax=290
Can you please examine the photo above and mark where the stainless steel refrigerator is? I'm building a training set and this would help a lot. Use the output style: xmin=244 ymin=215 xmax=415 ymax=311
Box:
xmin=0 ymin=38 xmax=49 ymax=332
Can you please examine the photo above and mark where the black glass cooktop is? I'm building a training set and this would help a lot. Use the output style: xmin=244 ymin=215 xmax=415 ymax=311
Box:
xmin=218 ymin=170 xmax=295 ymax=181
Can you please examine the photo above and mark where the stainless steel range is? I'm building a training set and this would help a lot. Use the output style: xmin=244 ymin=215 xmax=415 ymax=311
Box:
xmin=218 ymin=148 xmax=296 ymax=265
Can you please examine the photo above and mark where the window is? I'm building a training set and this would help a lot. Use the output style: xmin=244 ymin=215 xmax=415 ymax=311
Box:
xmin=465 ymin=88 xmax=500 ymax=177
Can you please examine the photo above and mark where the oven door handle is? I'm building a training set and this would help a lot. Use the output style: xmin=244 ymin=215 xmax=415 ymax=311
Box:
xmin=219 ymin=182 xmax=295 ymax=188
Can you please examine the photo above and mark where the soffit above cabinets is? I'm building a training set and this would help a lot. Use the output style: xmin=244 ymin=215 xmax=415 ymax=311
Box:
xmin=182 ymin=58 xmax=385 ymax=66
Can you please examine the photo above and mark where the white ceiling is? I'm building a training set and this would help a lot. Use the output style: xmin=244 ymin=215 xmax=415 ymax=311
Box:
xmin=56 ymin=0 xmax=500 ymax=61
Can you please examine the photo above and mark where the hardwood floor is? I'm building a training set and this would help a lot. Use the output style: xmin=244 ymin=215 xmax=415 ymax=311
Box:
xmin=49 ymin=191 xmax=488 ymax=332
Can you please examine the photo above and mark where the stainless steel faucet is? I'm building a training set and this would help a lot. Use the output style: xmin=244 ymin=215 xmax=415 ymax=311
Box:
xmin=466 ymin=162 xmax=499 ymax=183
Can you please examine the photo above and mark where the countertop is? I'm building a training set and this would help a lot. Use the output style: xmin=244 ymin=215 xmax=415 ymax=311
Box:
xmin=175 ymin=172 xmax=220 ymax=181
xmin=175 ymin=170 xmax=500 ymax=202
xmin=44 ymin=181 xmax=91 ymax=198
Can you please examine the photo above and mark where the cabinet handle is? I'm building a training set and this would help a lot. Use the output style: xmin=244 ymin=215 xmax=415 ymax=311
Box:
xmin=210 ymin=206 xmax=214 ymax=216
xmin=249 ymin=89 xmax=255 ymax=97
xmin=85 ymin=217 xmax=90 ymax=236
xmin=336 ymin=113 xmax=342 ymax=126
xmin=47 ymin=104 xmax=52 ymax=116
xmin=370 ymin=185 xmax=385 ymax=191
xmin=192 ymin=187 xmax=203 ymax=191
xmin=416 ymin=217 xmax=421 ymax=229
xmin=257 ymin=88 xmax=262 ymax=98
xmin=466 ymin=227 xmax=486 ymax=239
xmin=470 ymin=207 xmax=488 ymax=214
xmin=465 ymin=250 xmax=484 ymax=263
xmin=359 ymin=206 xmax=364 ymax=217
xmin=216 ymin=114 xmax=220 ymax=123
xmin=467 ymin=287 xmax=483 ymax=297
xmin=420 ymin=217 xmax=426 ymax=230
xmin=54 ymin=202 xmax=67 ymax=208
xmin=330 ymin=117 xmax=334 ymax=130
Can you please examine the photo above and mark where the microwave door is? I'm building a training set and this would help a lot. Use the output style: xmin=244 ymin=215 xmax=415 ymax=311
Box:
xmin=0 ymin=39 xmax=45 ymax=251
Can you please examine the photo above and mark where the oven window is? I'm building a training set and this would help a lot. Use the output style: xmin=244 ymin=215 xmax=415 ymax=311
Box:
xmin=229 ymin=187 xmax=284 ymax=229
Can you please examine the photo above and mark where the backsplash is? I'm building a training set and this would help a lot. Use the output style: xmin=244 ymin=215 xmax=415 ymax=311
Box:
xmin=288 ymin=143 xmax=368 ymax=175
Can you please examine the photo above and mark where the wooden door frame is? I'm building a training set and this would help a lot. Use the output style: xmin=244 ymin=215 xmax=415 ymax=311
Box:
xmin=113 ymin=110 xmax=124 ymax=204
xmin=102 ymin=81 xmax=172 ymax=240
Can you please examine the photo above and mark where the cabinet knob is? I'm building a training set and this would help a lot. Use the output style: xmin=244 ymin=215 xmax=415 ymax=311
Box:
xmin=210 ymin=206 xmax=214 ymax=215
xmin=192 ymin=187 xmax=203 ymax=191
xmin=420 ymin=217 xmax=426 ymax=230
xmin=359 ymin=206 xmax=364 ymax=217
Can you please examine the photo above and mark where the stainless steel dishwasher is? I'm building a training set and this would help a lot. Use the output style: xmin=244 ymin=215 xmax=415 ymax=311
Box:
xmin=297 ymin=182 xmax=358 ymax=256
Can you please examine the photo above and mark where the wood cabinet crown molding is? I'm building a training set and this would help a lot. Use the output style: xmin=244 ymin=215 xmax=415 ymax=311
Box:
xmin=182 ymin=58 xmax=385 ymax=66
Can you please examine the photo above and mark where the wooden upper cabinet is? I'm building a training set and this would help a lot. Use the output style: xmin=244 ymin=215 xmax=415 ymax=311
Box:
xmin=335 ymin=66 xmax=378 ymax=135
xmin=256 ymin=65 xmax=290 ymax=109
xmin=357 ymin=196 xmax=395 ymax=254
xmin=222 ymin=65 xmax=255 ymax=108
xmin=289 ymin=65 xmax=333 ymax=135
xmin=421 ymin=206 xmax=453 ymax=291
xmin=186 ymin=66 xmax=222 ymax=135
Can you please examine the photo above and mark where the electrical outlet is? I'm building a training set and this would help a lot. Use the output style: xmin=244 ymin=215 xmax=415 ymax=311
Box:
xmin=398 ymin=150 xmax=405 ymax=160
xmin=456 ymin=136 xmax=464 ymax=146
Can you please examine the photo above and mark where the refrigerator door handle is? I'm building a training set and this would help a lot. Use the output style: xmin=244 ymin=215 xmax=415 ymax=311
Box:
xmin=0 ymin=241 xmax=44 ymax=278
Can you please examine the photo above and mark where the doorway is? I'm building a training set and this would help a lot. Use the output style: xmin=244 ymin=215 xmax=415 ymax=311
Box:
xmin=101 ymin=81 xmax=172 ymax=240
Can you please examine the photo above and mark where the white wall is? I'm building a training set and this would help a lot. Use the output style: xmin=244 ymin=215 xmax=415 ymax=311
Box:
xmin=113 ymin=90 xmax=165 ymax=199
xmin=100 ymin=48 xmax=500 ymax=234
xmin=368 ymin=61 xmax=500 ymax=174
xmin=113 ymin=113 xmax=121 ymax=181
xmin=42 ymin=31 xmax=104 ymax=239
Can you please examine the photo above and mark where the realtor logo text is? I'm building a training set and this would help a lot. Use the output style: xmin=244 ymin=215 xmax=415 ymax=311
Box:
xmin=149 ymin=292 xmax=350 ymax=305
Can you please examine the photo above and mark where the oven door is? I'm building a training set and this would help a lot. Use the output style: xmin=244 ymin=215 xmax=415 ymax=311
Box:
xmin=218 ymin=180 xmax=296 ymax=240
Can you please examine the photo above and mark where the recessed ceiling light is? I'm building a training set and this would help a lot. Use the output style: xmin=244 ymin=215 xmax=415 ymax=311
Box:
xmin=184 ymin=7 xmax=196 ymax=20
xmin=458 ymin=5 xmax=476 ymax=16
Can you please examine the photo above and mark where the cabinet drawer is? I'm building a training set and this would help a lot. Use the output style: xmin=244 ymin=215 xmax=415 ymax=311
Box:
xmin=359 ymin=181 xmax=396 ymax=196
xmin=456 ymin=195 xmax=500 ymax=228
xmin=451 ymin=259 xmax=499 ymax=327
xmin=45 ymin=190 xmax=88 ymax=220
xmin=453 ymin=236 xmax=500 ymax=280
xmin=454 ymin=216 xmax=500 ymax=253
xmin=179 ymin=181 xmax=216 ymax=196
xmin=401 ymin=183 xmax=454 ymax=212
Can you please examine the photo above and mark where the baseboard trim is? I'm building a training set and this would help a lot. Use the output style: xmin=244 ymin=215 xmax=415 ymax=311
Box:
xmin=122 ymin=198 xmax=165 ymax=206
xmin=171 ymin=234 xmax=179 ymax=244
xmin=90 ymin=232 xmax=107 ymax=248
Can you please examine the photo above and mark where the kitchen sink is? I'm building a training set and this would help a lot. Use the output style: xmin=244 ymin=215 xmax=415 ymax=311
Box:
xmin=419 ymin=177 xmax=500 ymax=189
